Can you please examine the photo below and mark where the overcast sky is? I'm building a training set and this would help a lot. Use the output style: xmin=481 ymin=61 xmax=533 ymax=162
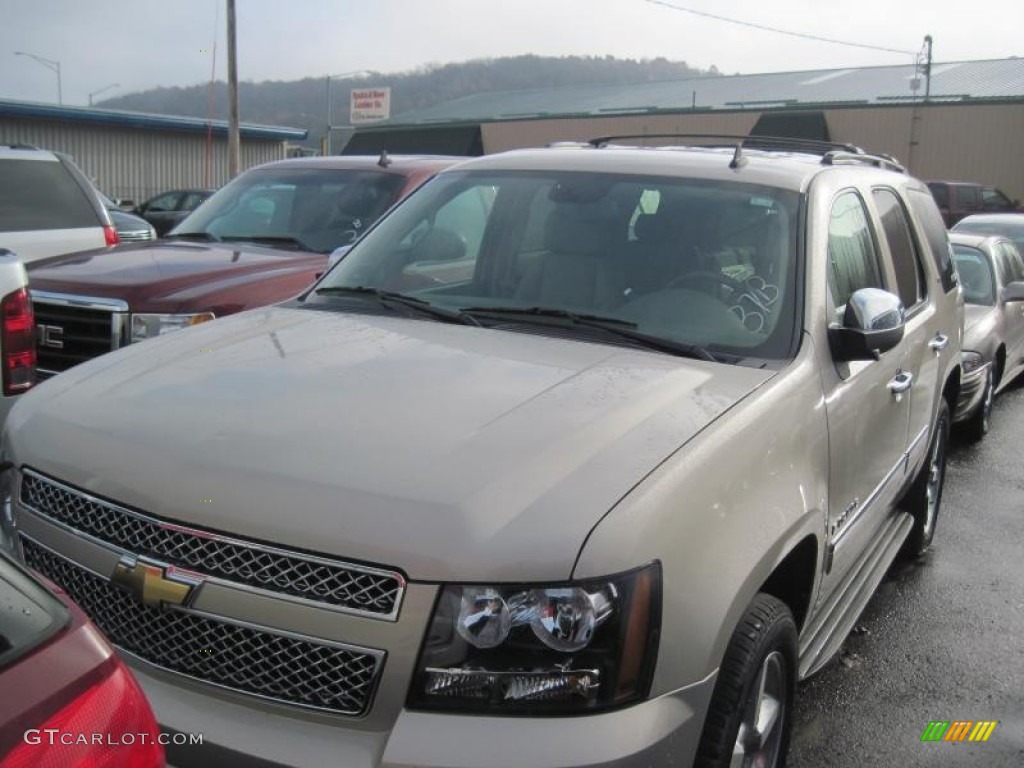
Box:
xmin=2 ymin=0 xmax=1021 ymax=106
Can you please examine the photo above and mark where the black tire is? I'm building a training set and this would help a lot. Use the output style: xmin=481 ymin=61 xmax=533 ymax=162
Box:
xmin=959 ymin=368 xmax=993 ymax=444
xmin=695 ymin=594 xmax=797 ymax=768
xmin=901 ymin=398 xmax=951 ymax=558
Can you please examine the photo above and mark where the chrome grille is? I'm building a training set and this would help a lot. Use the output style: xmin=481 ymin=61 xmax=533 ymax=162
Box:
xmin=19 ymin=470 xmax=405 ymax=619
xmin=118 ymin=229 xmax=155 ymax=242
xmin=31 ymin=293 xmax=123 ymax=375
xmin=22 ymin=539 xmax=383 ymax=715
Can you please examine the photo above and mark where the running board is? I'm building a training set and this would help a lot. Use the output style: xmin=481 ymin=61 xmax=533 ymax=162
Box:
xmin=798 ymin=512 xmax=914 ymax=679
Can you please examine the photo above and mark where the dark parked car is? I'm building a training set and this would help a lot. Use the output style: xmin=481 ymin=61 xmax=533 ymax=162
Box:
xmin=926 ymin=181 xmax=1022 ymax=227
xmin=134 ymin=188 xmax=215 ymax=236
xmin=950 ymin=232 xmax=1024 ymax=440
xmin=952 ymin=212 xmax=1024 ymax=254
xmin=98 ymin=192 xmax=157 ymax=242
xmin=0 ymin=546 xmax=164 ymax=766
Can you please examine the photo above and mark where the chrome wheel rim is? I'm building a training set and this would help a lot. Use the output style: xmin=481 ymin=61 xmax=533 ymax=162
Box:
xmin=731 ymin=651 xmax=787 ymax=768
xmin=923 ymin=418 xmax=947 ymax=538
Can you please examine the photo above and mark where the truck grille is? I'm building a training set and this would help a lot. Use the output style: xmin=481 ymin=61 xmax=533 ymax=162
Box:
xmin=20 ymin=470 xmax=405 ymax=619
xmin=31 ymin=296 xmax=122 ymax=376
xmin=22 ymin=538 xmax=384 ymax=715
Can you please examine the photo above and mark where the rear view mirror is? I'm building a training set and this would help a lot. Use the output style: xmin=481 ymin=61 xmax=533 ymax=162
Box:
xmin=829 ymin=288 xmax=905 ymax=361
xmin=1001 ymin=281 xmax=1024 ymax=303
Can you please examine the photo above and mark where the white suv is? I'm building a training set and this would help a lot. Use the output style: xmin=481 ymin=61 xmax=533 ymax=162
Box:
xmin=0 ymin=145 xmax=119 ymax=263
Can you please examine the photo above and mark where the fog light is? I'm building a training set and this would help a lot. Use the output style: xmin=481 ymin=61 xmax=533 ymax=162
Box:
xmin=424 ymin=667 xmax=600 ymax=703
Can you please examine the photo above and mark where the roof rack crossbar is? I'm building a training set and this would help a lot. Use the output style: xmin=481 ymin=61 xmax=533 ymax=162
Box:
xmin=586 ymin=133 xmax=864 ymax=155
xmin=821 ymin=150 xmax=906 ymax=173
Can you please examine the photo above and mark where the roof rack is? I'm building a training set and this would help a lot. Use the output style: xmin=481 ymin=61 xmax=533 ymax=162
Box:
xmin=821 ymin=150 xmax=906 ymax=173
xmin=583 ymin=133 xmax=904 ymax=173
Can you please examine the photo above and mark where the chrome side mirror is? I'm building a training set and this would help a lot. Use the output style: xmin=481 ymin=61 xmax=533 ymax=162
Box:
xmin=829 ymin=287 xmax=905 ymax=361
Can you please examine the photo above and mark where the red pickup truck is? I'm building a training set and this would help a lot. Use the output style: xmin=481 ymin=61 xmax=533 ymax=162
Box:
xmin=27 ymin=154 xmax=464 ymax=378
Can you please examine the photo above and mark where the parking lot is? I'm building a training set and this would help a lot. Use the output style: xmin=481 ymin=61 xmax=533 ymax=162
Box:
xmin=790 ymin=382 xmax=1024 ymax=767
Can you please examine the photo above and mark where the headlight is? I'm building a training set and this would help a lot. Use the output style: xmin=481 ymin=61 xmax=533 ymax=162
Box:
xmin=130 ymin=312 xmax=215 ymax=342
xmin=961 ymin=350 xmax=985 ymax=375
xmin=0 ymin=460 xmax=18 ymax=557
xmin=408 ymin=563 xmax=661 ymax=714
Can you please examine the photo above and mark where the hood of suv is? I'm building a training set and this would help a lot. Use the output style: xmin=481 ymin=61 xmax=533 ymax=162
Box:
xmin=26 ymin=241 xmax=325 ymax=310
xmin=8 ymin=307 xmax=773 ymax=581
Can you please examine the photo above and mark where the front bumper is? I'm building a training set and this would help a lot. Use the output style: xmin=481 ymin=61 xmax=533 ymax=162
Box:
xmin=132 ymin=660 xmax=716 ymax=768
xmin=953 ymin=361 xmax=992 ymax=423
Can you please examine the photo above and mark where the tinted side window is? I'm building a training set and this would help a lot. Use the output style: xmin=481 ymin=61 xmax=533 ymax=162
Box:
xmin=998 ymin=242 xmax=1024 ymax=282
xmin=0 ymin=159 xmax=100 ymax=232
xmin=146 ymin=192 xmax=181 ymax=212
xmin=827 ymin=192 xmax=883 ymax=308
xmin=907 ymin=189 xmax=957 ymax=292
xmin=952 ymin=185 xmax=980 ymax=210
xmin=873 ymin=188 xmax=926 ymax=308
xmin=927 ymin=183 xmax=948 ymax=208
xmin=983 ymin=187 xmax=1014 ymax=211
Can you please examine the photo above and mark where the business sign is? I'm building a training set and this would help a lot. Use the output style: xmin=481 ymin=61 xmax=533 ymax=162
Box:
xmin=350 ymin=87 xmax=391 ymax=124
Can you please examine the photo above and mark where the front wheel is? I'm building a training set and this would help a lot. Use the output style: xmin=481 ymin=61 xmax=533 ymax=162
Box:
xmin=901 ymin=399 xmax=951 ymax=557
xmin=695 ymin=593 xmax=797 ymax=768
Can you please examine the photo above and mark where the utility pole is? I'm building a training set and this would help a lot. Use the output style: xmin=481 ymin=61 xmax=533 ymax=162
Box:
xmin=226 ymin=0 xmax=241 ymax=178
xmin=923 ymin=35 xmax=933 ymax=102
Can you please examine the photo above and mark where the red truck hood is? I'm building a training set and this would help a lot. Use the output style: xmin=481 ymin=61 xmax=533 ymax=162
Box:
xmin=27 ymin=241 xmax=327 ymax=313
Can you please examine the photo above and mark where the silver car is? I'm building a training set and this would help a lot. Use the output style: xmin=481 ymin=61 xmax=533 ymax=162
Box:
xmin=1 ymin=138 xmax=962 ymax=768
xmin=950 ymin=232 xmax=1024 ymax=440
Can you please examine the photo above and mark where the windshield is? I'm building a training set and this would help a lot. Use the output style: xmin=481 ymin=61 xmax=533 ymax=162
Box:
xmin=952 ymin=244 xmax=996 ymax=306
xmin=172 ymin=168 xmax=406 ymax=253
xmin=309 ymin=170 xmax=801 ymax=361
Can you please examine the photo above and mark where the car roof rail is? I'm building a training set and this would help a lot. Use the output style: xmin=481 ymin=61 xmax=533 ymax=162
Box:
xmin=2 ymin=143 xmax=41 ymax=151
xmin=821 ymin=150 xmax=906 ymax=173
xmin=586 ymin=133 xmax=863 ymax=154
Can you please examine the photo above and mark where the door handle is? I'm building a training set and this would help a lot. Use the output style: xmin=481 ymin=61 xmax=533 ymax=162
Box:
xmin=888 ymin=371 xmax=914 ymax=397
xmin=928 ymin=334 xmax=949 ymax=353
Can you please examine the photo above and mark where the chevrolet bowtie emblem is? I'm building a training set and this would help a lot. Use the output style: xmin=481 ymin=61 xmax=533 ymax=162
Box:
xmin=110 ymin=556 xmax=200 ymax=608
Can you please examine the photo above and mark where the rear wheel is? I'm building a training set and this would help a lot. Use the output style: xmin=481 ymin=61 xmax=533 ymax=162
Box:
xmin=960 ymin=368 xmax=993 ymax=443
xmin=695 ymin=594 xmax=797 ymax=768
xmin=901 ymin=399 xmax=950 ymax=557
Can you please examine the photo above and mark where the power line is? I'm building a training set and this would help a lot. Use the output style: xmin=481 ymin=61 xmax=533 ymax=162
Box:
xmin=644 ymin=0 xmax=915 ymax=56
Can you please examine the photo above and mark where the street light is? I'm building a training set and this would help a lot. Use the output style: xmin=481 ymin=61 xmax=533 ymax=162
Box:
xmin=14 ymin=51 xmax=62 ymax=105
xmin=88 ymin=83 xmax=120 ymax=107
xmin=325 ymin=70 xmax=370 ymax=155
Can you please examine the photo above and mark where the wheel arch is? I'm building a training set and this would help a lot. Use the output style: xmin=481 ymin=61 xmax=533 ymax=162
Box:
xmin=758 ymin=534 xmax=818 ymax=633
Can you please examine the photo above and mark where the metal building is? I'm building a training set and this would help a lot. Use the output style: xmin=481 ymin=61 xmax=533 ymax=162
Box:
xmin=0 ymin=99 xmax=307 ymax=204
xmin=347 ymin=58 xmax=1024 ymax=200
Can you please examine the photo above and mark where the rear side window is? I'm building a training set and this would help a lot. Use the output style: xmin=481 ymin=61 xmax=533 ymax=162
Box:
xmin=0 ymin=159 xmax=100 ymax=232
xmin=873 ymin=188 xmax=926 ymax=308
xmin=952 ymin=185 xmax=981 ymax=210
xmin=926 ymin=183 xmax=948 ymax=208
xmin=827 ymin=192 xmax=882 ymax=309
xmin=907 ymin=189 xmax=957 ymax=292
xmin=997 ymin=242 xmax=1024 ymax=283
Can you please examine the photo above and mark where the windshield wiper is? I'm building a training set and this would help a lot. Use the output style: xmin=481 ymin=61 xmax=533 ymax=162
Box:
xmin=220 ymin=235 xmax=318 ymax=252
xmin=315 ymin=286 xmax=481 ymax=326
xmin=459 ymin=306 xmax=720 ymax=363
xmin=165 ymin=231 xmax=220 ymax=242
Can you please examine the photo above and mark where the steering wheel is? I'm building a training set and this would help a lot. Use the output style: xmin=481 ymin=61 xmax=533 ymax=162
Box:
xmin=664 ymin=270 xmax=747 ymax=300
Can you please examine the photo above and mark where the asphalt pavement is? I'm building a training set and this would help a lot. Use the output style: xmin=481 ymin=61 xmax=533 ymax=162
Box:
xmin=788 ymin=382 xmax=1024 ymax=767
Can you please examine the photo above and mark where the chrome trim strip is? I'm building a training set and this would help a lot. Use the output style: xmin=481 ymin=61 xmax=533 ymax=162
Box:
xmin=20 ymin=533 xmax=386 ymax=716
xmin=30 ymin=290 xmax=129 ymax=312
xmin=111 ymin=311 xmax=130 ymax=349
xmin=19 ymin=468 xmax=406 ymax=621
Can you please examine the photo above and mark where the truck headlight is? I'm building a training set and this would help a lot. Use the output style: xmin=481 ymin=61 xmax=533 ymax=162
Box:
xmin=408 ymin=563 xmax=661 ymax=714
xmin=130 ymin=312 xmax=215 ymax=342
